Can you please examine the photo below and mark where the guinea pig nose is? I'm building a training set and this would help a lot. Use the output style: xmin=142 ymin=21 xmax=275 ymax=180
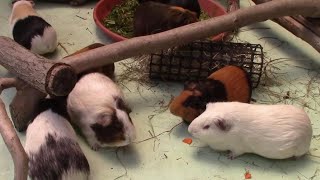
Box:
xmin=188 ymin=125 xmax=197 ymax=135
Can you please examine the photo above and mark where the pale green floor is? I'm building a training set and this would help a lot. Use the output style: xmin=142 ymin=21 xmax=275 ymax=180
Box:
xmin=1 ymin=0 xmax=320 ymax=179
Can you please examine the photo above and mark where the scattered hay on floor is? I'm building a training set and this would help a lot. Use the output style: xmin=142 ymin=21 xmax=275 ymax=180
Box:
xmin=115 ymin=55 xmax=153 ymax=86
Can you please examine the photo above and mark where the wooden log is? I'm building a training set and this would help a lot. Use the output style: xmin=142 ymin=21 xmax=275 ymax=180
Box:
xmin=10 ymin=81 xmax=46 ymax=132
xmin=0 ymin=37 xmax=77 ymax=96
xmin=292 ymin=15 xmax=320 ymax=37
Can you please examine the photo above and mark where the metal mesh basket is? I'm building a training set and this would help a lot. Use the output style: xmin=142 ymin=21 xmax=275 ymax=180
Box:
xmin=149 ymin=40 xmax=264 ymax=88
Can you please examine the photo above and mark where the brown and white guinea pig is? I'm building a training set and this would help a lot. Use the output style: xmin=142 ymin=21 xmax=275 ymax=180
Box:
xmin=9 ymin=0 xmax=57 ymax=55
xmin=64 ymin=43 xmax=115 ymax=79
xmin=133 ymin=1 xmax=198 ymax=37
xmin=34 ymin=0 xmax=92 ymax=6
xmin=25 ymin=97 xmax=90 ymax=180
xmin=67 ymin=72 xmax=136 ymax=150
xmin=137 ymin=0 xmax=201 ymax=18
xmin=188 ymin=102 xmax=313 ymax=159
xmin=169 ymin=65 xmax=252 ymax=123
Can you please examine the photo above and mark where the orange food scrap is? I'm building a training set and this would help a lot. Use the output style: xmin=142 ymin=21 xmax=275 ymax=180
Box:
xmin=183 ymin=138 xmax=193 ymax=145
xmin=244 ymin=170 xmax=252 ymax=179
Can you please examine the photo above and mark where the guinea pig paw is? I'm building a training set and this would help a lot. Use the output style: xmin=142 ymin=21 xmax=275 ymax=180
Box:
xmin=69 ymin=0 xmax=80 ymax=6
xmin=90 ymin=143 xmax=101 ymax=151
xmin=227 ymin=151 xmax=236 ymax=160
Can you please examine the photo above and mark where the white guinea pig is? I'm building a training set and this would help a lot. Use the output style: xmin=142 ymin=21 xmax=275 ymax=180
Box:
xmin=9 ymin=0 xmax=57 ymax=55
xmin=188 ymin=102 xmax=313 ymax=159
xmin=25 ymin=98 xmax=90 ymax=180
xmin=67 ymin=72 xmax=136 ymax=150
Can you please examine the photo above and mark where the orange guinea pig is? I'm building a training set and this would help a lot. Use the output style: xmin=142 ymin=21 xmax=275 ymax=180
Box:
xmin=64 ymin=43 xmax=115 ymax=79
xmin=169 ymin=65 xmax=252 ymax=123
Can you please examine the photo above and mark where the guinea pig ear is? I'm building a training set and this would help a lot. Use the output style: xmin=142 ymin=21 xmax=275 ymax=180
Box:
xmin=114 ymin=96 xmax=132 ymax=114
xmin=182 ymin=96 xmax=206 ymax=110
xmin=214 ymin=119 xmax=231 ymax=131
xmin=30 ymin=0 xmax=35 ymax=6
xmin=184 ymin=80 xmax=198 ymax=90
xmin=203 ymin=79 xmax=228 ymax=102
xmin=97 ymin=113 xmax=115 ymax=127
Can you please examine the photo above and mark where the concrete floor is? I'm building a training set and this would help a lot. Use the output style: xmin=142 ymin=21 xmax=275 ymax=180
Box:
xmin=0 ymin=0 xmax=320 ymax=179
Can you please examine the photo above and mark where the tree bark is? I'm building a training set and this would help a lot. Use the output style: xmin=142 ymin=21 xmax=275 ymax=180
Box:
xmin=0 ymin=37 xmax=77 ymax=96
xmin=273 ymin=17 xmax=320 ymax=52
xmin=252 ymin=0 xmax=320 ymax=53
xmin=62 ymin=0 xmax=320 ymax=73
xmin=10 ymin=81 xmax=46 ymax=132
xmin=292 ymin=15 xmax=320 ymax=37
xmin=0 ymin=78 xmax=28 ymax=180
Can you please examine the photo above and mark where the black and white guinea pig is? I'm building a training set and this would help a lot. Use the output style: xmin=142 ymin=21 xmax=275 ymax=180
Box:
xmin=188 ymin=102 xmax=313 ymax=159
xmin=25 ymin=97 xmax=90 ymax=180
xmin=137 ymin=0 xmax=201 ymax=17
xmin=133 ymin=1 xmax=198 ymax=37
xmin=9 ymin=0 xmax=57 ymax=55
xmin=67 ymin=72 xmax=136 ymax=150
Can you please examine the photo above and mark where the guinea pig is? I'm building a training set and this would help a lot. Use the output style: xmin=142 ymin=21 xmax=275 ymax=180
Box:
xmin=9 ymin=0 xmax=58 ymax=55
xmin=25 ymin=97 xmax=90 ymax=180
xmin=170 ymin=65 xmax=251 ymax=123
xmin=133 ymin=1 xmax=198 ymax=37
xmin=67 ymin=72 xmax=136 ymax=150
xmin=188 ymin=102 xmax=313 ymax=159
xmin=137 ymin=0 xmax=201 ymax=18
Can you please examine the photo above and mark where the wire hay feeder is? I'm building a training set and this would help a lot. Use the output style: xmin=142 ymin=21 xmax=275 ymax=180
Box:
xmin=148 ymin=40 xmax=264 ymax=88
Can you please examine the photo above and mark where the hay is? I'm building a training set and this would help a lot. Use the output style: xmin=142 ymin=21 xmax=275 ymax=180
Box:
xmin=103 ymin=0 xmax=211 ymax=38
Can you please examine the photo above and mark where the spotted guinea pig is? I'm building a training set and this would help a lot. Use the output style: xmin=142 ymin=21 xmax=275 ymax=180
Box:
xmin=9 ymin=0 xmax=58 ymax=55
xmin=25 ymin=97 xmax=90 ymax=180
xmin=169 ymin=65 xmax=252 ymax=123
xmin=67 ymin=72 xmax=136 ymax=150
xmin=133 ymin=1 xmax=198 ymax=36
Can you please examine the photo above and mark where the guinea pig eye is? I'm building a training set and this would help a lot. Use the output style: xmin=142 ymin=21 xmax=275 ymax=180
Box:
xmin=203 ymin=125 xmax=210 ymax=130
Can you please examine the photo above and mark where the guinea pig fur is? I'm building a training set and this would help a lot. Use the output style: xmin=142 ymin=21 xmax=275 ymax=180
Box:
xmin=25 ymin=98 xmax=90 ymax=180
xmin=169 ymin=79 xmax=227 ymax=123
xmin=64 ymin=43 xmax=115 ymax=79
xmin=169 ymin=65 xmax=251 ymax=123
xmin=133 ymin=1 xmax=198 ymax=37
xmin=9 ymin=0 xmax=57 ymax=55
xmin=67 ymin=72 xmax=136 ymax=150
xmin=137 ymin=0 xmax=201 ymax=17
xmin=35 ymin=0 xmax=91 ymax=6
xmin=188 ymin=102 xmax=313 ymax=159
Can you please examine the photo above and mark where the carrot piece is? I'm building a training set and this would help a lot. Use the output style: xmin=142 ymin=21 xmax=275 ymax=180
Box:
xmin=244 ymin=170 xmax=252 ymax=179
xmin=183 ymin=138 xmax=193 ymax=145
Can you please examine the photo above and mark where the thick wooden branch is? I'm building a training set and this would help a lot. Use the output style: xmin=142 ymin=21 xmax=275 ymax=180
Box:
xmin=292 ymin=15 xmax=320 ymax=37
xmin=62 ymin=0 xmax=320 ymax=72
xmin=273 ymin=17 xmax=320 ymax=52
xmin=0 ymin=37 xmax=77 ymax=96
xmin=252 ymin=0 xmax=320 ymax=53
xmin=10 ymin=82 xmax=46 ymax=132
xmin=0 ymin=78 xmax=28 ymax=180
